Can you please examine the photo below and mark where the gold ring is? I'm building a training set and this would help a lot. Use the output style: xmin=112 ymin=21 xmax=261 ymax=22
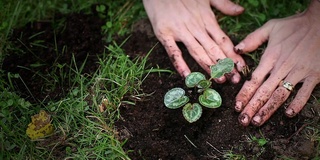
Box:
xmin=281 ymin=80 xmax=294 ymax=91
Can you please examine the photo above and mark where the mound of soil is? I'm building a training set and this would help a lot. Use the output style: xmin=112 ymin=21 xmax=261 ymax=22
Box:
xmin=3 ymin=11 xmax=319 ymax=159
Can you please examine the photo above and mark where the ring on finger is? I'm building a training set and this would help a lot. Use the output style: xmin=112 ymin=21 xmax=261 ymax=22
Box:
xmin=280 ymin=80 xmax=294 ymax=91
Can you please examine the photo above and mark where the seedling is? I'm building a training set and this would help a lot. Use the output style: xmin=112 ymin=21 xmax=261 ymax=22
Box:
xmin=164 ymin=58 xmax=234 ymax=123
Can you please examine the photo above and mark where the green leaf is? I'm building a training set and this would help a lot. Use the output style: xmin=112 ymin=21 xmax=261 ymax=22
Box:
xmin=261 ymin=0 xmax=267 ymax=8
xmin=96 ymin=5 xmax=106 ymax=12
xmin=210 ymin=58 xmax=234 ymax=79
xmin=182 ymin=103 xmax=202 ymax=123
xmin=6 ymin=99 xmax=14 ymax=107
xmin=199 ymin=89 xmax=222 ymax=108
xmin=257 ymin=13 xmax=266 ymax=22
xmin=197 ymin=79 xmax=212 ymax=89
xmin=106 ymin=21 xmax=112 ymax=28
xmin=248 ymin=0 xmax=259 ymax=7
xmin=164 ymin=88 xmax=189 ymax=109
xmin=258 ymin=138 xmax=268 ymax=146
xmin=185 ymin=72 xmax=206 ymax=88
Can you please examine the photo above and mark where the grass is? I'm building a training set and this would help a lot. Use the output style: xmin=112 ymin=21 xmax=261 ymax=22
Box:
xmin=100 ymin=1 xmax=146 ymax=42
xmin=1 ymin=40 xmax=161 ymax=159
xmin=0 ymin=0 xmax=151 ymax=159
xmin=305 ymin=124 xmax=320 ymax=159
xmin=0 ymin=0 xmax=319 ymax=159
xmin=223 ymin=150 xmax=246 ymax=160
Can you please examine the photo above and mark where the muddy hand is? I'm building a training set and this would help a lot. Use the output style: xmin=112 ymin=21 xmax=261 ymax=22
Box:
xmin=143 ymin=0 xmax=246 ymax=83
xmin=234 ymin=0 xmax=320 ymax=126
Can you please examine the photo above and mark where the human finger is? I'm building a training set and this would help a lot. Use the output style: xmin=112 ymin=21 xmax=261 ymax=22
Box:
xmin=206 ymin=23 xmax=246 ymax=74
xmin=187 ymin=38 xmax=229 ymax=83
xmin=235 ymin=47 xmax=279 ymax=112
xmin=210 ymin=0 xmax=244 ymax=16
xmin=238 ymin=66 xmax=293 ymax=126
xmin=177 ymin=24 xmax=232 ymax=82
xmin=237 ymin=52 xmax=291 ymax=126
xmin=225 ymin=68 xmax=241 ymax=84
xmin=159 ymin=35 xmax=191 ymax=77
xmin=285 ymin=76 xmax=320 ymax=118
xmin=251 ymin=77 xmax=300 ymax=126
xmin=251 ymin=87 xmax=290 ymax=126
xmin=235 ymin=71 xmax=265 ymax=113
xmin=198 ymin=7 xmax=245 ymax=77
xmin=179 ymin=29 xmax=220 ymax=77
xmin=234 ymin=20 xmax=275 ymax=54
xmin=187 ymin=30 xmax=230 ymax=83
xmin=213 ymin=32 xmax=246 ymax=74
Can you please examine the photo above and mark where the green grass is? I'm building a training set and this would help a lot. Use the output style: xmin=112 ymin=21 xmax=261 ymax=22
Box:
xmin=305 ymin=124 xmax=320 ymax=159
xmin=223 ymin=150 xmax=246 ymax=160
xmin=100 ymin=1 xmax=146 ymax=42
xmin=1 ymin=41 xmax=162 ymax=159
xmin=0 ymin=0 xmax=319 ymax=159
xmin=0 ymin=0 xmax=151 ymax=159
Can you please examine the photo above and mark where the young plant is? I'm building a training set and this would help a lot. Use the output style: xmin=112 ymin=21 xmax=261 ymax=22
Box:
xmin=164 ymin=58 xmax=234 ymax=123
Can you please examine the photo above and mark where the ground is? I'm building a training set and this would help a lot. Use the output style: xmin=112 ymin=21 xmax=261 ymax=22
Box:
xmin=3 ymin=13 xmax=319 ymax=159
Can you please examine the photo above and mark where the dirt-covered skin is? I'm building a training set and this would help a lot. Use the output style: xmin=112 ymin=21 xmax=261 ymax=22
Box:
xmin=2 ymin=12 xmax=319 ymax=159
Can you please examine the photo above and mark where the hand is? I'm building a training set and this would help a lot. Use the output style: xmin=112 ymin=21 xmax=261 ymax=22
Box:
xmin=143 ymin=0 xmax=246 ymax=83
xmin=234 ymin=0 xmax=320 ymax=126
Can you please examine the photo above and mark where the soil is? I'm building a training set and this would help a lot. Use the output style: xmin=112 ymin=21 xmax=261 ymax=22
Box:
xmin=3 ymin=13 xmax=105 ymax=103
xmin=2 ymin=12 xmax=319 ymax=159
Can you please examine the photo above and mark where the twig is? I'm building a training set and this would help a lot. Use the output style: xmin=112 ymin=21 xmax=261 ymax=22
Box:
xmin=287 ymin=123 xmax=309 ymax=141
xmin=206 ymin=141 xmax=223 ymax=155
xmin=184 ymin=135 xmax=197 ymax=148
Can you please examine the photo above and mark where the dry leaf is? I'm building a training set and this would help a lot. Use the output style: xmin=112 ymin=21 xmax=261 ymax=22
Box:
xmin=26 ymin=110 xmax=54 ymax=140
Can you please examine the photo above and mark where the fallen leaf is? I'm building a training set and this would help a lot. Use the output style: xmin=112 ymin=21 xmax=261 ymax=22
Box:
xmin=26 ymin=110 xmax=54 ymax=140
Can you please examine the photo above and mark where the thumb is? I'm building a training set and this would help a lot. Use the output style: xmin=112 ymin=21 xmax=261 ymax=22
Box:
xmin=234 ymin=21 xmax=274 ymax=54
xmin=210 ymin=0 xmax=244 ymax=16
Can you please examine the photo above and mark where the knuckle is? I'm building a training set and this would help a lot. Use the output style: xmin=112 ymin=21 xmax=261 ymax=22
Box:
xmin=216 ymin=36 xmax=230 ymax=46
xmin=265 ymin=19 xmax=279 ymax=26
xmin=169 ymin=49 xmax=182 ymax=55
xmin=250 ymin=72 xmax=262 ymax=83
xmin=257 ymin=85 xmax=271 ymax=96
xmin=188 ymin=46 xmax=204 ymax=55
xmin=292 ymin=96 xmax=308 ymax=106
xmin=272 ymin=87 xmax=288 ymax=102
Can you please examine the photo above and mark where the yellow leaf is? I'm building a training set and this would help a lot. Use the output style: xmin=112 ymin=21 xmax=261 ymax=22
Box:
xmin=26 ymin=110 xmax=54 ymax=140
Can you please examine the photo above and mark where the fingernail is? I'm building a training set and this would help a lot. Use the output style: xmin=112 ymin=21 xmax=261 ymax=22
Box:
xmin=238 ymin=114 xmax=249 ymax=126
xmin=231 ymin=73 xmax=241 ymax=84
xmin=236 ymin=61 xmax=244 ymax=72
xmin=214 ymin=76 xmax=226 ymax=84
xmin=235 ymin=6 xmax=244 ymax=13
xmin=235 ymin=101 xmax=242 ymax=112
xmin=252 ymin=116 xmax=262 ymax=126
xmin=285 ymin=108 xmax=295 ymax=117
xmin=182 ymin=71 xmax=190 ymax=78
xmin=234 ymin=42 xmax=245 ymax=54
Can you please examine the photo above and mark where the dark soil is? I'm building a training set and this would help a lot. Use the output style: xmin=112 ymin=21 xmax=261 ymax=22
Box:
xmin=3 ymin=12 xmax=319 ymax=159
xmin=115 ymin=20 xmax=320 ymax=160
xmin=3 ymin=13 xmax=104 ymax=103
